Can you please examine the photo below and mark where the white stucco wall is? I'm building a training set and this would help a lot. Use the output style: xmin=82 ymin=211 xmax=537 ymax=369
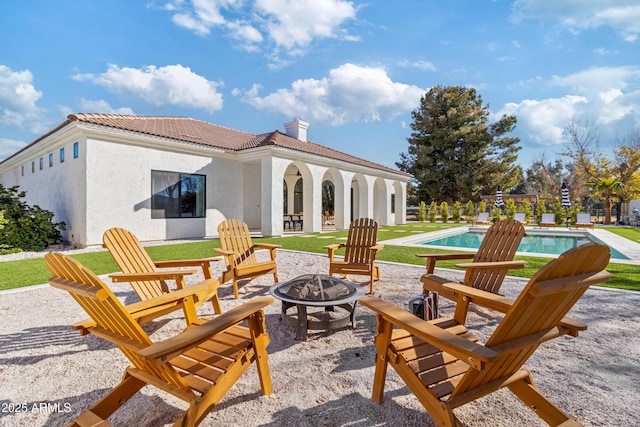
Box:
xmin=83 ymin=137 xmax=244 ymax=246
xmin=0 ymin=137 xmax=88 ymax=246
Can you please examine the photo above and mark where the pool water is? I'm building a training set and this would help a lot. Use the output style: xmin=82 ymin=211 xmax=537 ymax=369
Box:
xmin=419 ymin=231 xmax=629 ymax=260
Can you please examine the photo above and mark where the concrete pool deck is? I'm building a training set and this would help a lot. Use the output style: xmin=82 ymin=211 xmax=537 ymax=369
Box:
xmin=379 ymin=225 xmax=640 ymax=264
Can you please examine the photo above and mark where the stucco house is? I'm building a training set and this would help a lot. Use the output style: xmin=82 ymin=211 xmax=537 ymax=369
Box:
xmin=0 ymin=114 xmax=410 ymax=247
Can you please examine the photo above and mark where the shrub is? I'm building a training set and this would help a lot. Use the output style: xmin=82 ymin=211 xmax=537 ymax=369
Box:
xmin=418 ymin=201 xmax=427 ymax=222
xmin=440 ymin=201 xmax=449 ymax=223
xmin=464 ymin=200 xmax=475 ymax=223
xmin=429 ymin=201 xmax=438 ymax=223
xmin=504 ymin=199 xmax=516 ymax=219
xmin=478 ymin=200 xmax=487 ymax=213
xmin=0 ymin=185 xmax=66 ymax=252
xmin=452 ymin=201 xmax=462 ymax=223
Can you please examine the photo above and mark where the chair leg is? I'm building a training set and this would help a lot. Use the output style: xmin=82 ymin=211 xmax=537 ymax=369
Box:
xmin=210 ymin=294 xmax=222 ymax=314
xmin=372 ymin=317 xmax=392 ymax=403
xmin=232 ymin=278 xmax=239 ymax=299
xmin=76 ymin=372 xmax=145 ymax=425
xmin=507 ymin=371 xmax=573 ymax=426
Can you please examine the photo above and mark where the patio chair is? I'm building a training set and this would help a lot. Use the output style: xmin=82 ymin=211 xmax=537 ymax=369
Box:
xmin=103 ymin=227 xmax=222 ymax=325
xmin=514 ymin=212 xmax=527 ymax=224
xmin=361 ymin=242 xmax=611 ymax=427
xmin=416 ymin=219 xmax=526 ymax=322
xmin=215 ymin=219 xmax=281 ymax=299
xmin=473 ymin=212 xmax=490 ymax=225
xmin=575 ymin=213 xmax=595 ymax=228
xmin=539 ymin=213 xmax=556 ymax=227
xmin=45 ymin=252 xmax=273 ymax=427
xmin=324 ymin=217 xmax=383 ymax=294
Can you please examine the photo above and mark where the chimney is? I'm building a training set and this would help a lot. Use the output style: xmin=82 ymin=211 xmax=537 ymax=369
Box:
xmin=284 ymin=118 xmax=309 ymax=141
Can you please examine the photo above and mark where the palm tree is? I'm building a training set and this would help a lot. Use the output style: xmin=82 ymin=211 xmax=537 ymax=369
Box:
xmin=588 ymin=177 xmax=626 ymax=224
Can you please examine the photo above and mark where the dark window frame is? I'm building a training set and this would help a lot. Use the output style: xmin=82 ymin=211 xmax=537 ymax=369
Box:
xmin=151 ymin=170 xmax=206 ymax=219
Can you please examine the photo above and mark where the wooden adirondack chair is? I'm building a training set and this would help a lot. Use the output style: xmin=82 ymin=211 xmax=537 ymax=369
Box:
xmin=103 ymin=227 xmax=222 ymax=325
xmin=45 ymin=252 xmax=273 ymax=427
xmin=361 ymin=242 xmax=611 ymax=427
xmin=416 ymin=219 xmax=526 ymax=320
xmin=215 ymin=219 xmax=281 ymax=299
xmin=324 ymin=218 xmax=383 ymax=294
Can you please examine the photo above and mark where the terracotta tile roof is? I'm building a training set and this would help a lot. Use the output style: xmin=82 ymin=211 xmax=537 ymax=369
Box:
xmin=63 ymin=114 xmax=409 ymax=177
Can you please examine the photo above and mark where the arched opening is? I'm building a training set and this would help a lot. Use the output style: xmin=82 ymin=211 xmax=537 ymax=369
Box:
xmin=322 ymin=180 xmax=335 ymax=227
xmin=294 ymin=178 xmax=303 ymax=214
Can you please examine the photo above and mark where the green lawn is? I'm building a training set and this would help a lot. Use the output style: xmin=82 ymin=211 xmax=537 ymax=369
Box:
xmin=1 ymin=222 xmax=638 ymax=292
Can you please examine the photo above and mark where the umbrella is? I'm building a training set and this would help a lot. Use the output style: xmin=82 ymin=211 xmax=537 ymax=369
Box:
xmin=561 ymin=182 xmax=571 ymax=227
xmin=495 ymin=185 xmax=505 ymax=209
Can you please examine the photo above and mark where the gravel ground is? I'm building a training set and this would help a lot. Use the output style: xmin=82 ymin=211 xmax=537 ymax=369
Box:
xmin=0 ymin=248 xmax=638 ymax=426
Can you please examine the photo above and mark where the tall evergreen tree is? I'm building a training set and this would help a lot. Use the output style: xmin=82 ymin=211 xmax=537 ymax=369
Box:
xmin=397 ymin=86 xmax=521 ymax=203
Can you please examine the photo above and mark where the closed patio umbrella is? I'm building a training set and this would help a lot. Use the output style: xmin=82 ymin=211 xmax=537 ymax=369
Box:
xmin=561 ymin=182 xmax=571 ymax=227
xmin=495 ymin=185 xmax=505 ymax=209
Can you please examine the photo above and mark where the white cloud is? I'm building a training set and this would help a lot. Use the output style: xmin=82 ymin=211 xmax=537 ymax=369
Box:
xmin=234 ymin=63 xmax=425 ymax=125
xmin=254 ymin=0 xmax=358 ymax=51
xmin=72 ymin=64 xmax=223 ymax=113
xmin=511 ymin=0 xmax=640 ymax=41
xmin=161 ymin=0 xmax=358 ymax=62
xmin=78 ymin=98 xmax=136 ymax=115
xmin=550 ymin=66 xmax=640 ymax=124
xmin=497 ymin=95 xmax=588 ymax=146
xmin=0 ymin=137 xmax=29 ymax=161
xmin=398 ymin=59 xmax=436 ymax=71
xmin=0 ymin=65 xmax=47 ymax=133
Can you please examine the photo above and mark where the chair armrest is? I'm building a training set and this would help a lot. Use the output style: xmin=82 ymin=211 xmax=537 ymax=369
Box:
xmin=139 ymin=296 xmax=274 ymax=362
xmin=443 ymin=283 xmax=588 ymax=335
xmin=443 ymin=283 xmax=515 ymax=313
xmin=154 ymin=257 xmax=222 ymax=268
xmin=253 ymin=243 xmax=282 ymax=250
xmin=360 ymin=296 xmax=497 ymax=370
xmin=323 ymin=243 xmax=345 ymax=250
xmin=369 ymin=244 xmax=384 ymax=252
xmin=454 ymin=260 xmax=527 ymax=270
xmin=415 ymin=252 xmax=476 ymax=273
xmin=108 ymin=270 xmax=197 ymax=283
xmin=72 ymin=279 xmax=221 ymax=333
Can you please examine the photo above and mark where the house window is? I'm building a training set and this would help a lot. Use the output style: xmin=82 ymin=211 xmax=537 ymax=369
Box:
xmin=31 ymin=161 xmax=35 ymax=173
xmin=21 ymin=165 xmax=24 ymax=176
xmin=391 ymin=194 xmax=396 ymax=214
xmin=73 ymin=142 xmax=79 ymax=158
xmin=151 ymin=170 xmax=206 ymax=218
xmin=294 ymin=178 xmax=303 ymax=214
xmin=39 ymin=158 xmax=43 ymax=170
xmin=49 ymin=153 xmax=53 ymax=167
xmin=60 ymin=148 xmax=65 ymax=163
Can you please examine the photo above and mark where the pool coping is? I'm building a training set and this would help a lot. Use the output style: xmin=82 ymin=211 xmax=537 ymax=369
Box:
xmin=379 ymin=225 xmax=640 ymax=265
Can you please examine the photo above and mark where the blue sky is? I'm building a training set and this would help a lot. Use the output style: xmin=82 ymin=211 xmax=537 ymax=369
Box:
xmin=1 ymin=0 xmax=639 ymax=170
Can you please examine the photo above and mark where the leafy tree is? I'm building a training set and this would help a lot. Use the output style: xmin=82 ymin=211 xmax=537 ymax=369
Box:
xmin=440 ymin=201 xmax=449 ymax=223
xmin=519 ymin=200 xmax=533 ymax=222
xmin=478 ymin=200 xmax=487 ymax=213
xmin=587 ymin=177 xmax=625 ymax=224
xmin=464 ymin=200 xmax=475 ymax=223
xmin=0 ymin=185 xmax=66 ymax=252
xmin=397 ymin=85 xmax=521 ymax=203
xmin=491 ymin=205 xmax=502 ymax=223
xmin=429 ymin=201 xmax=438 ymax=223
xmin=452 ymin=201 xmax=462 ymax=223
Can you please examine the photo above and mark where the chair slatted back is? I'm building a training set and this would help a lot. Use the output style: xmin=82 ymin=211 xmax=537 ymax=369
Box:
xmin=218 ymin=219 xmax=258 ymax=267
xmin=103 ymin=227 xmax=165 ymax=300
xmin=452 ymin=243 xmax=610 ymax=397
xmin=45 ymin=252 xmax=189 ymax=391
xmin=471 ymin=219 xmax=525 ymax=293
xmin=344 ymin=218 xmax=379 ymax=264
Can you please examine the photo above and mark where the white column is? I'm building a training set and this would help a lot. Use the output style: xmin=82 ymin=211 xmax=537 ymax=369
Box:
xmin=335 ymin=170 xmax=354 ymax=230
xmin=261 ymin=156 xmax=289 ymax=236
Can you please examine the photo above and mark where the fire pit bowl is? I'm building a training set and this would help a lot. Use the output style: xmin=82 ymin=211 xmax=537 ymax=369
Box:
xmin=270 ymin=274 xmax=365 ymax=340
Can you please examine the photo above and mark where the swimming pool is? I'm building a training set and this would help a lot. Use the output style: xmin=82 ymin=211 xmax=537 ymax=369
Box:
xmin=418 ymin=230 xmax=629 ymax=260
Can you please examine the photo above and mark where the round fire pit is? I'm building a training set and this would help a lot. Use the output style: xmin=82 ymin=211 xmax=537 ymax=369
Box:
xmin=270 ymin=274 xmax=365 ymax=340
